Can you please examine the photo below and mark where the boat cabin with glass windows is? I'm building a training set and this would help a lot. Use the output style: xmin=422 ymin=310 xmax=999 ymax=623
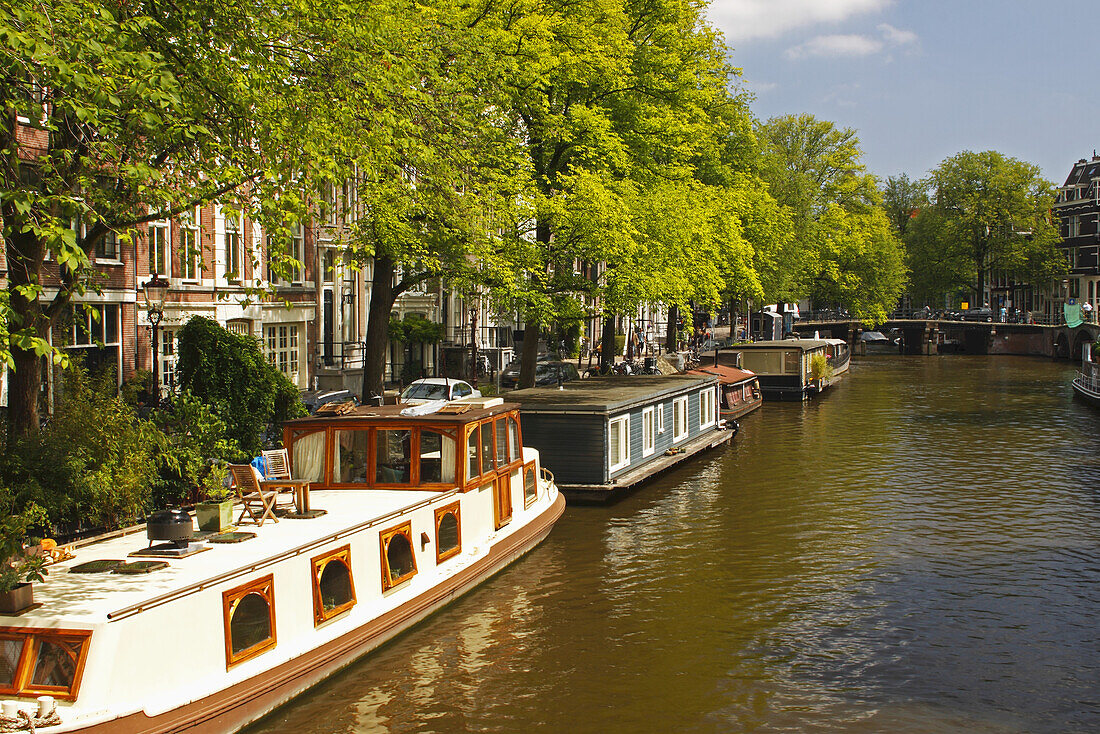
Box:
xmin=509 ymin=375 xmax=732 ymax=502
xmin=685 ymin=364 xmax=762 ymax=420
xmin=0 ymin=398 xmax=563 ymax=734
xmin=718 ymin=339 xmax=831 ymax=401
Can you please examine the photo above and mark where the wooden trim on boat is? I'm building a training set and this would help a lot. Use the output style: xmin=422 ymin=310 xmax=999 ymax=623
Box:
xmin=78 ymin=493 xmax=566 ymax=734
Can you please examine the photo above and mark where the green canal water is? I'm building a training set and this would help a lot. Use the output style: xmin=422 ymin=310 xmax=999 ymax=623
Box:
xmin=247 ymin=355 xmax=1100 ymax=733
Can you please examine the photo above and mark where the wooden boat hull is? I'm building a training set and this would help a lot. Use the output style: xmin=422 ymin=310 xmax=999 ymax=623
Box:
xmin=72 ymin=493 xmax=565 ymax=734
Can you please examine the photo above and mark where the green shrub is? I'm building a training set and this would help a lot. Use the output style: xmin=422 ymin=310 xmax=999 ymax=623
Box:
xmin=3 ymin=367 xmax=161 ymax=532
xmin=176 ymin=317 xmax=305 ymax=455
xmin=151 ymin=391 xmax=236 ymax=507
xmin=0 ymin=489 xmax=49 ymax=593
xmin=810 ymin=353 xmax=834 ymax=382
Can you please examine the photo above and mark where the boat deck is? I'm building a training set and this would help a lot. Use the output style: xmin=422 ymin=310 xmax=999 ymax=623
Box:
xmin=14 ymin=489 xmax=450 ymax=625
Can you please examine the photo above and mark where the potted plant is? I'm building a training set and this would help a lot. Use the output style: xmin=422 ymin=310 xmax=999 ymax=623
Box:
xmin=0 ymin=501 xmax=50 ymax=615
xmin=195 ymin=461 xmax=234 ymax=533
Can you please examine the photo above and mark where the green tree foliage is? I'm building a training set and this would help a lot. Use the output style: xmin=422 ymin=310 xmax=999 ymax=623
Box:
xmin=176 ymin=317 xmax=304 ymax=456
xmin=1 ymin=366 xmax=160 ymax=531
xmin=0 ymin=0 xmax=376 ymax=437
xmin=881 ymin=174 xmax=929 ymax=237
xmin=907 ymin=150 xmax=1064 ymax=305
xmin=150 ymin=392 xmax=233 ymax=508
xmin=757 ymin=114 xmax=907 ymax=323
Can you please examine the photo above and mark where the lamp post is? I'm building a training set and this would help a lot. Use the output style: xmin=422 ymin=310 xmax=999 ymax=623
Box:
xmin=142 ymin=275 xmax=170 ymax=403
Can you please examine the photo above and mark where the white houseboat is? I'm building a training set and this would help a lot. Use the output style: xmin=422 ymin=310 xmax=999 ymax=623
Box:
xmin=0 ymin=397 xmax=563 ymax=733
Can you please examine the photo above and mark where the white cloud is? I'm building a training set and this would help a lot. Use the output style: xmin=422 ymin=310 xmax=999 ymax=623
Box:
xmin=785 ymin=23 xmax=919 ymax=61
xmin=708 ymin=0 xmax=891 ymax=43
xmin=786 ymin=34 xmax=883 ymax=59
xmin=878 ymin=23 xmax=918 ymax=47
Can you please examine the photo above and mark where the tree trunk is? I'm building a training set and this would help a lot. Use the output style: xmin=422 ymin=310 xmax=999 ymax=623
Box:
xmin=600 ymin=314 xmax=616 ymax=371
xmin=6 ymin=225 xmax=48 ymax=439
xmin=665 ymin=304 xmax=679 ymax=354
xmin=361 ymin=255 xmax=396 ymax=403
xmin=519 ymin=320 xmax=539 ymax=388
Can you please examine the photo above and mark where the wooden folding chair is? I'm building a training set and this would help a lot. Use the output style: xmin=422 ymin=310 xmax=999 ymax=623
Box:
xmin=228 ymin=464 xmax=279 ymax=526
xmin=261 ymin=449 xmax=298 ymax=509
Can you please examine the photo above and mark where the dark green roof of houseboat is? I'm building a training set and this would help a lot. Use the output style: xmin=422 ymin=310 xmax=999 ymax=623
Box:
xmin=508 ymin=374 xmax=716 ymax=414
xmin=725 ymin=339 xmax=829 ymax=351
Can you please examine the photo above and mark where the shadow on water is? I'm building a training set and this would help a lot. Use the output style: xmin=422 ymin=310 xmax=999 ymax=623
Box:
xmin=246 ymin=356 xmax=1100 ymax=734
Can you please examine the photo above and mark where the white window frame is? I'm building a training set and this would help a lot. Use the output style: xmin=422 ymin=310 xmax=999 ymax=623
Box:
xmin=608 ymin=414 xmax=630 ymax=474
xmin=266 ymin=324 xmax=300 ymax=383
xmin=161 ymin=328 xmax=178 ymax=394
xmin=225 ymin=212 xmax=242 ymax=282
xmin=657 ymin=403 xmax=665 ymax=433
xmin=641 ymin=406 xmax=655 ymax=458
xmin=699 ymin=387 xmax=716 ymax=429
xmin=149 ymin=220 xmax=170 ymax=276
xmin=673 ymin=396 xmax=688 ymax=443
xmin=180 ymin=207 xmax=201 ymax=281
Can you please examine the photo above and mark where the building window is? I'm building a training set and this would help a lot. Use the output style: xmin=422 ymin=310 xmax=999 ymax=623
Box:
xmin=68 ymin=304 xmax=121 ymax=383
xmin=148 ymin=220 xmax=169 ymax=275
xmin=380 ymin=522 xmax=417 ymax=591
xmin=657 ymin=403 xmax=665 ymax=433
xmin=225 ymin=214 xmax=242 ymax=281
xmin=222 ymin=575 xmax=277 ymax=669
xmin=609 ymin=414 xmax=630 ymax=473
xmin=161 ymin=328 xmax=178 ymax=393
xmin=265 ymin=324 xmax=299 ymax=380
xmin=673 ymin=396 xmax=688 ymax=443
xmin=227 ymin=320 xmax=251 ymax=338
xmin=1069 ymin=214 xmax=1081 ymax=238
xmin=0 ymin=627 xmax=92 ymax=701
xmin=523 ymin=463 xmax=538 ymax=508
xmin=434 ymin=502 xmax=461 ymax=563
xmin=311 ymin=545 xmax=356 ymax=625
xmin=322 ymin=248 xmax=335 ymax=284
xmin=642 ymin=406 xmax=656 ymax=457
xmin=94 ymin=229 xmax=119 ymax=261
xmin=699 ymin=388 xmax=716 ymax=428
xmin=180 ymin=208 xmax=200 ymax=280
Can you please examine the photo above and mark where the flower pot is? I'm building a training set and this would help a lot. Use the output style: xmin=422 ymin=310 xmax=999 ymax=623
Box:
xmin=0 ymin=582 xmax=34 ymax=615
xmin=196 ymin=500 xmax=234 ymax=533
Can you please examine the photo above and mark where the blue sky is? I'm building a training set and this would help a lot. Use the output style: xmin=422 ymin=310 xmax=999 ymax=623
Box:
xmin=707 ymin=0 xmax=1100 ymax=185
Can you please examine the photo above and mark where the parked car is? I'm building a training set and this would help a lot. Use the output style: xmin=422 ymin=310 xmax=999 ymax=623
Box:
xmin=960 ymin=307 xmax=993 ymax=322
xmin=500 ymin=360 xmax=580 ymax=389
xmin=400 ymin=378 xmax=481 ymax=405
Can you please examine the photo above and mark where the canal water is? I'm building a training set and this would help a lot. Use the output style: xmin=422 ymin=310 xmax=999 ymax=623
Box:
xmin=247 ymin=355 xmax=1100 ymax=734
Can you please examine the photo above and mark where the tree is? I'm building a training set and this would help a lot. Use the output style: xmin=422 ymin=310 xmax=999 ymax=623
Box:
xmin=480 ymin=0 xmax=754 ymax=382
xmin=907 ymin=150 xmax=1064 ymax=306
xmin=757 ymin=114 xmax=907 ymax=323
xmin=881 ymin=174 xmax=928 ymax=237
xmin=0 ymin=0 xmax=385 ymax=437
xmin=175 ymin=317 xmax=304 ymax=456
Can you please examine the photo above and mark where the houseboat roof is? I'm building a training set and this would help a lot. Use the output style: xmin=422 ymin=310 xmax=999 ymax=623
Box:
xmin=685 ymin=364 xmax=758 ymax=384
xmin=18 ymin=489 xmax=448 ymax=627
xmin=507 ymin=374 xmax=716 ymax=414
xmin=725 ymin=339 xmax=829 ymax=351
xmin=283 ymin=397 xmax=516 ymax=428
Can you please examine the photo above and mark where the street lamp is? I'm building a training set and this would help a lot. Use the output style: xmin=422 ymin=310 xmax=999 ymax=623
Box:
xmin=142 ymin=275 xmax=170 ymax=402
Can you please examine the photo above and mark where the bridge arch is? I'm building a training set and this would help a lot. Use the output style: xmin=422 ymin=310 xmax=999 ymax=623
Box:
xmin=1054 ymin=332 xmax=1071 ymax=360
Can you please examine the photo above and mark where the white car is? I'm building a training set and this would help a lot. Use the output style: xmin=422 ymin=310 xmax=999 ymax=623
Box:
xmin=400 ymin=378 xmax=482 ymax=405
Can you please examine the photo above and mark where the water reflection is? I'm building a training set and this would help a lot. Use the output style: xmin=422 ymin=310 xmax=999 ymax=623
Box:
xmin=248 ymin=356 xmax=1100 ymax=734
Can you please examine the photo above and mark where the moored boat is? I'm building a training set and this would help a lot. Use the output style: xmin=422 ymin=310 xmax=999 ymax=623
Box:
xmin=823 ymin=338 xmax=851 ymax=376
xmin=684 ymin=364 xmax=762 ymax=420
xmin=717 ymin=339 xmax=832 ymax=401
xmin=1072 ymin=343 xmax=1100 ymax=407
xmin=509 ymin=375 xmax=732 ymax=502
xmin=0 ymin=397 xmax=563 ymax=733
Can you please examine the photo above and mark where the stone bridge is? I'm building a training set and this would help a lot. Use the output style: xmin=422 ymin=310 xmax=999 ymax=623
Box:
xmin=792 ymin=319 xmax=1100 ymax=359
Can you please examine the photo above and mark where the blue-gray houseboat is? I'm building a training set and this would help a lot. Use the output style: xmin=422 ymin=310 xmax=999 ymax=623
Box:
xmin=718 ymin=339 xmax=831 ymax=401
xmin=508 ymin=375 xmax=732 ymax=501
